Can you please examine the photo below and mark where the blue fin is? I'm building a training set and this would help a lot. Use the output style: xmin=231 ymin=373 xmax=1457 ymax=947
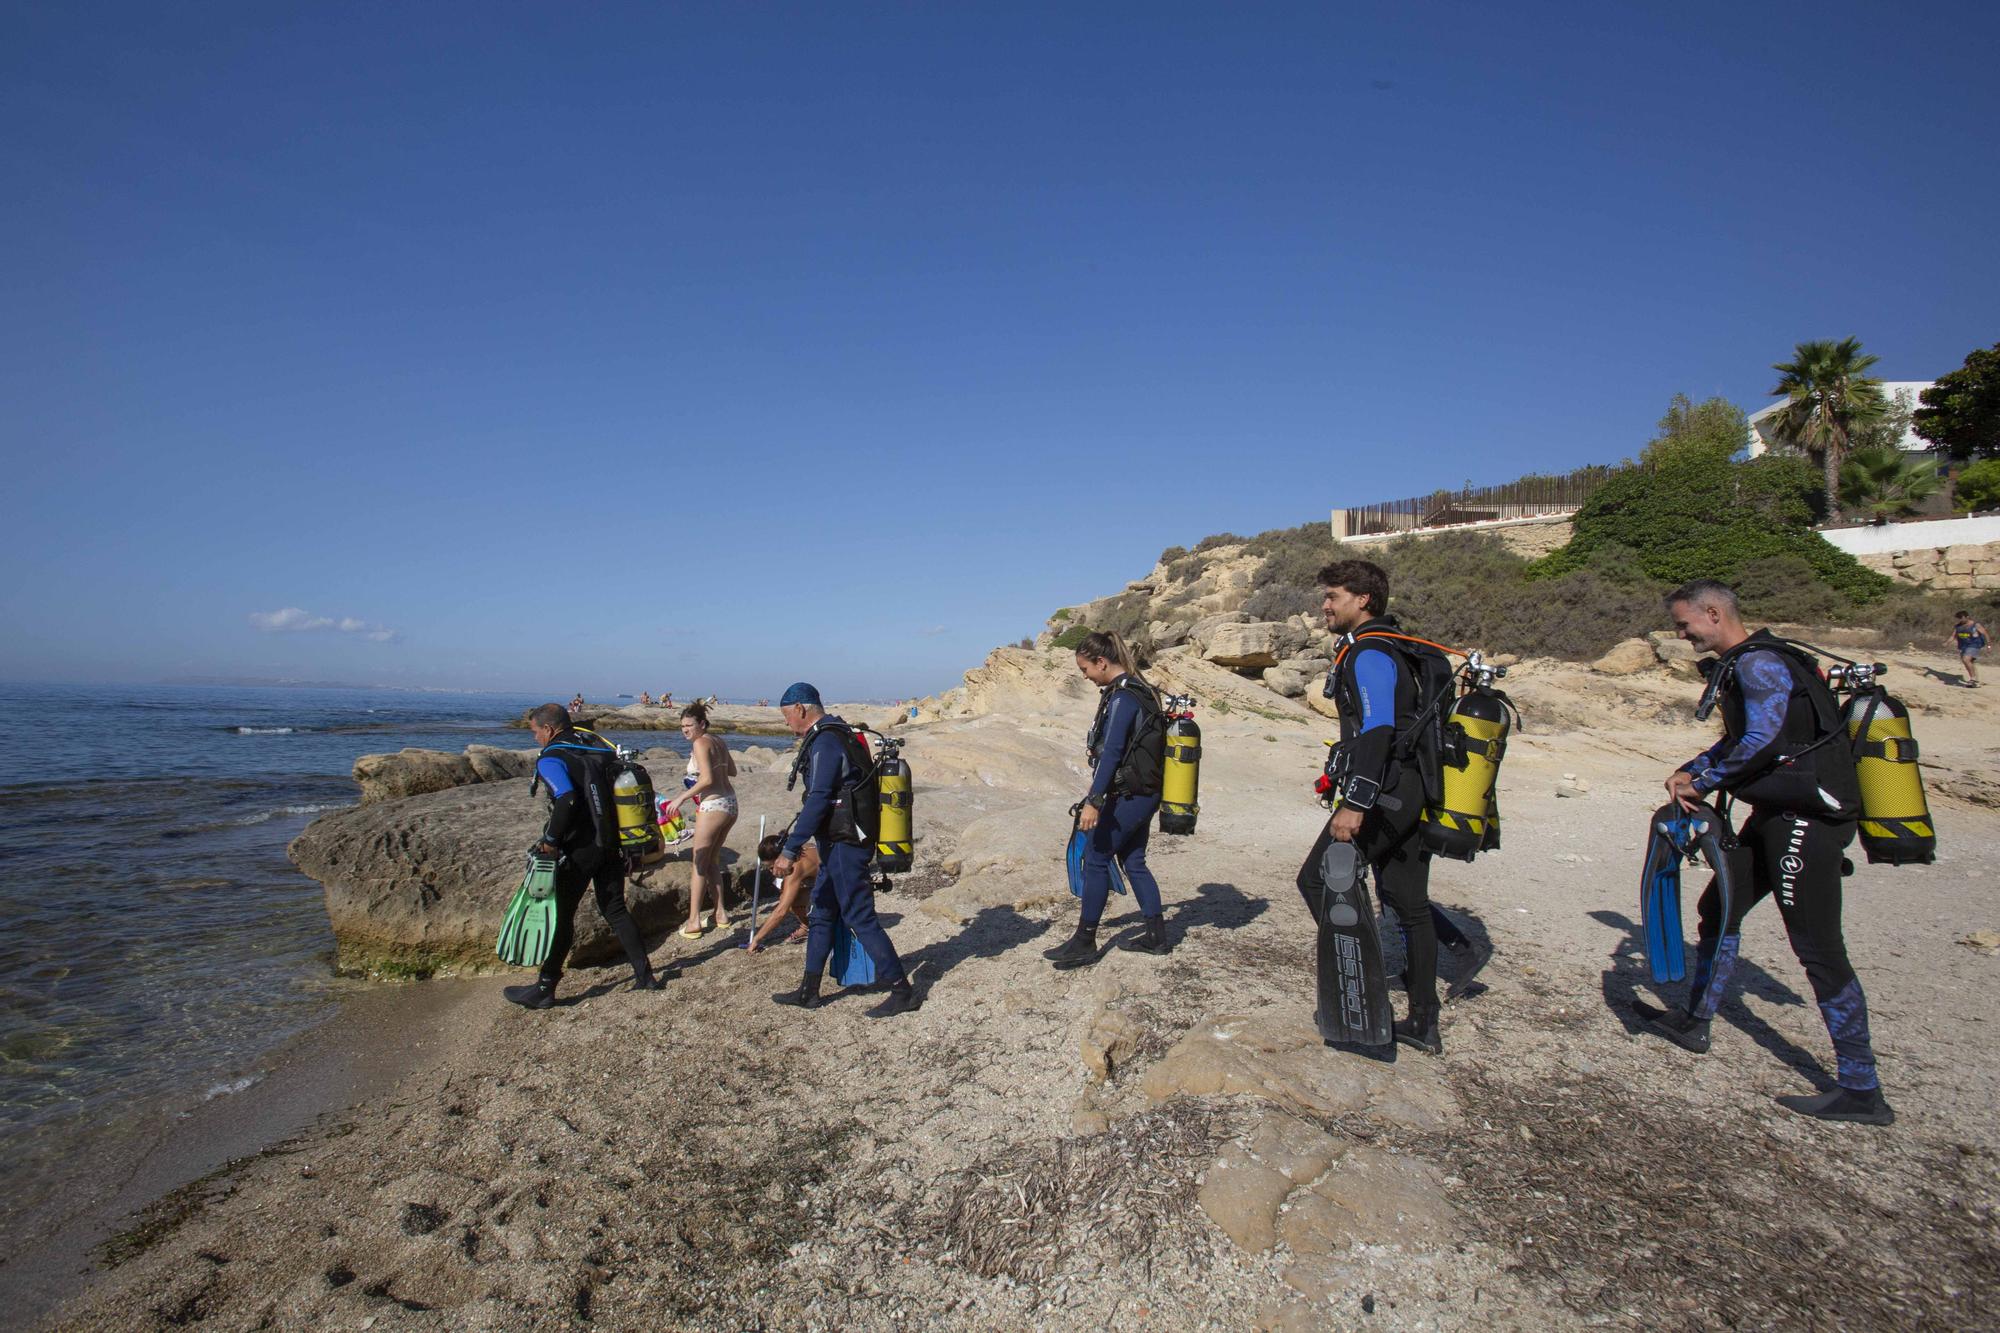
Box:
xmin=830 ymin=919 xmax=877 ymax=988
xmin=1641 ymin=805 xmax=1688 ymax=984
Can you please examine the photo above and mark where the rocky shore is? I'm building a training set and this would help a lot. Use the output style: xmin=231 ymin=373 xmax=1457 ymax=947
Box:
xmin=39 ymin=609 xmax=2000 ymax=1328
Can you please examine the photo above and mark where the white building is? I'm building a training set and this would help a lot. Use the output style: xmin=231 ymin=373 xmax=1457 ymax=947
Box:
xmin=1745 ymin=381 xmax=1932 ymax=458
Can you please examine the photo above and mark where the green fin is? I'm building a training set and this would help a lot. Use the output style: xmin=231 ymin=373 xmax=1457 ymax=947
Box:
xmin=497 ymin=857 xmax=563 ymax=967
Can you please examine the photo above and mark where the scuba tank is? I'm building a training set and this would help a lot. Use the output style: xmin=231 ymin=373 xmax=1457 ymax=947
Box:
xmin=1828 ymin=661 xmax=1936 ymax=865
xmin=873 ymin=733 xmax=914 ymax=873
xmin=1158 ymin=694 xmax=1201 ymax=835
xmin=1422 ymin=652 xmax=1514 ymax=862
xmin=611 ymin=746 xmax=664 ymax=862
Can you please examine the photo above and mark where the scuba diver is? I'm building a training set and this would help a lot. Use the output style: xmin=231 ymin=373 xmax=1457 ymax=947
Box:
xmin=1639 ymin=579 xmax=1892 ymax=1125
xmin=1298 ymin=559 xmax=1445 ymax=1055
xmin=504 ymin=704 xmax=665 ymax=1009
xmin=768 ymin=683 xmax=919 ymax=1018
xmin=1045 ymin=630 xmax=1171 ymax=969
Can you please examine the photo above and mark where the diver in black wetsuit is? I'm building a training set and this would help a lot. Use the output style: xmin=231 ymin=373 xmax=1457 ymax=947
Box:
xmin=1297 ymin=559 xmax=1445 ymax=1055
xmin=1640 ymin=580 xmax=1892 ymax=1126
xmin=504 ymin=704 xmax=664 ymax=1009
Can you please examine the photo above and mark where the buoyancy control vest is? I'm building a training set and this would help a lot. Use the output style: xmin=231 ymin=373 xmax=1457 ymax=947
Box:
xmin=1325 ymin=618 xmax=1455 ymax=809
xmin=1085 ymin=675 xmax=1167 ymax=799
xmin=1697 ymin=630 xmax=1861 ymax=818
xmin=786 ymin=717 xmax=882 ymax=849
xmin=531 ymin=726 xmax=622 ymax=852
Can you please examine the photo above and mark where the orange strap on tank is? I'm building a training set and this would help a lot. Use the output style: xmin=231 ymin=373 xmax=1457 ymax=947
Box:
xmin=1332 ymin=631 xmax=1467 ymax=669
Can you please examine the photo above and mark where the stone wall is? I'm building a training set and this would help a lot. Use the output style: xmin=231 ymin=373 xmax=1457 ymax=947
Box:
xmin=1856 ymin=541 xmax=2000 ymax=591
xmin=1344 ymin=513 xmax=1574 ymax=560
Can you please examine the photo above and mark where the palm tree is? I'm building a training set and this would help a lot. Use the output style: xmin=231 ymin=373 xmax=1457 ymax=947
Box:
xmin=1769 ymin=337 xmax=1888 ymax=505
xmin=1837 ymin=445 xmax=1940 ymax=522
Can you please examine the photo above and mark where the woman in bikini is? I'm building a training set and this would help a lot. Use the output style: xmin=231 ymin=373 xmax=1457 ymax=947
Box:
xmin=677 ymin=701 xmax=738 ymax=937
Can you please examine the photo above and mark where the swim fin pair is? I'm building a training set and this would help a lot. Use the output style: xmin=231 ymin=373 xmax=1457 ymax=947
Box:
xmin=1639 ymin=801 xmax=1737 ymax=985
xmin=497 ymin=854 xmax=561 ymax=967
xmin=1065 ymin=803 xmax=1126 ymax=899
xmin=1312 ymin=841 xmax=1394 ymax=1047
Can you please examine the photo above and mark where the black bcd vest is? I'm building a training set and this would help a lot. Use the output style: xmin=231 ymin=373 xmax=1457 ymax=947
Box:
xmin=1701 ymin=630 xmax=1861 ymax=817
xmin=1086 ymin=675 xmax=1167 ymax=798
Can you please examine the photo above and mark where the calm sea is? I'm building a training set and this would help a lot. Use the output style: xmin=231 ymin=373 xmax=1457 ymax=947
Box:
xmin=0 ymin=682 xmax=730 ymax=1185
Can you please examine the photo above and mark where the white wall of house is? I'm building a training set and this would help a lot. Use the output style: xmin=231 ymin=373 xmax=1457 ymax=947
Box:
xmin=1820 ymin=515 xmax=2000 ymax=554
xmin=1745 ymin=382 xmax=1932 ymax=459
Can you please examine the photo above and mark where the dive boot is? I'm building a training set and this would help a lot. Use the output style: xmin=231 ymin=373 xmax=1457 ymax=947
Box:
xmin=1393 ymin=1017 xmax=1442 ymax=1056
xmin=504 ymin=978 xmax=557 ymax=1010
xmin=632 ymin=961 xmax=666 ymax=991
xmin=1631 ymin=999 xmax=1711 ymax=1054
xmin=772 ymin=973 xmax=823 ymax=1009
xmin=866 ymin=981 xmax=921 ymax=1019
xmin=1118 ymin=916 xmax=1169 ymax=955
xmin=1776 ymin=1086 xmax=1895 ymax=1126
xmin=1044 ymin=925 xmax=1100 ymax=971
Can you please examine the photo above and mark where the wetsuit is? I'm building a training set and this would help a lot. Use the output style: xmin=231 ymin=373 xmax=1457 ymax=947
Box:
xmin=1297 ymin=621 xmax=1439 ymax=1029
xmin=533 ymin=729 xmax=653 ymax=986
xmin=1078 ymin=675 xmax=1166 ymax=928
xmin=783 ymin=717 xmax=907 ymax=988
xmin=1678 ymin=633 xmax=1879 ymax=1092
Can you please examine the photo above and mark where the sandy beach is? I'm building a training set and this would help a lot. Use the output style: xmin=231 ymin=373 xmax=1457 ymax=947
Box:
xmin=25 ymin=639 xmax=2000 ymax=1330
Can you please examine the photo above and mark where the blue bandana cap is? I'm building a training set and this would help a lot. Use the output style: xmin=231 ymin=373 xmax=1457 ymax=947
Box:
xmin=778 ymin=682 xmax=822 ymax=708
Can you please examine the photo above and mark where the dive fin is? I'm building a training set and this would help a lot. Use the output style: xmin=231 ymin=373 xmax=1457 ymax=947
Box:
xmin=830 ymin=918 xmax=878 ymax=988
xmin=1065 ymin=806 xmax=1126 ymax=899
xmin=496 ymin=855 xmax=561 ymax=968
xmin=1640 ymin=803 xmax=1687 ymax=984
xmin=1312 ymin=841 xmax=1394 ymax=1047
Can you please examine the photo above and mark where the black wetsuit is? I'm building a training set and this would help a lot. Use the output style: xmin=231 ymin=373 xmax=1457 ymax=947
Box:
xmin=1678 ymin=632 xmax=1879 ymax=1091
xmin=533 ymin=728 xmax=653 ymax=986
xmin=1297 ymin=619 xmax=1440 ymax=1029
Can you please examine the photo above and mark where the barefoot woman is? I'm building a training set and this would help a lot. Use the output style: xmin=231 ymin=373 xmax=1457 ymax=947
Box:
xmin=677 ymin=701 xmax=738 ymax=936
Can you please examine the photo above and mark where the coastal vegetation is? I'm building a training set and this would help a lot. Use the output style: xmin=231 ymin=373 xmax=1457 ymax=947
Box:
xmin=1915 ymin=338 xmax=2000 ymax=460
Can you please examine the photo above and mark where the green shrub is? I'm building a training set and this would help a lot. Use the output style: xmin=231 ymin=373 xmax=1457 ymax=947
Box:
xmin=1956 ymin=459 xmax=2000 ymax=512
xmin=1164 ymin=554 xmax=1205 ymax=583
xmin=1244 ymin=522 xmax=1347 ymax=592
xmin=1157 ymin=545 xmax=1189 ymax=564
xmin=1052 ymin=624 xmax=1092 ymax=650
xmin=1194 ymin=532 xmax=1246 ymax=552
xmin=1050 ymin=607 xmax=1072 ymax=623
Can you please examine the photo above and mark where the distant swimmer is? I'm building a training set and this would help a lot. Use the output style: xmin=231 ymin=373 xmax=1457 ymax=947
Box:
xmin=1952 ymin=610 xmax=1988 ymax=687
xmin=1639 ymin=580 xmax=1891 ymax=1125
xmin=769 ymin=683 xmax=918 ymax=1017
xmin=504 ymin=704 xmax=665 ymax=1009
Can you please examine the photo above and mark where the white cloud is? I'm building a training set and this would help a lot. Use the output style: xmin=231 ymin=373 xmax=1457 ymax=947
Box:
xmin=249 ymin=607 xmax=402 ymax=644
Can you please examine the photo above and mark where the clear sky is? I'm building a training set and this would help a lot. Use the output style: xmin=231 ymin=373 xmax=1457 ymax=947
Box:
xmin=5 ymin=2 xmax=1995 ymax=699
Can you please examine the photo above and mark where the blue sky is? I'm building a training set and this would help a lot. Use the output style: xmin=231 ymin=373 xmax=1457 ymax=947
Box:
xmin=4 ymin=2 xmax=1995 ymax=698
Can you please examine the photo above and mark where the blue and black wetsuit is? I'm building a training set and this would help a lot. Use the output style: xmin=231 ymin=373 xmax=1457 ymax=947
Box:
xmin=1297 ymin=620 xmax=1441 ymax=1027
xmin=1676 ymin=632 xmax=1878 ymax=1092
xmin=783 ymin=717 xmax=907 ymax=989
xmin=533 ymin=728 xmax=653 ymax=986
xmin=1077 ymin=675 xmax=1166 ymax=927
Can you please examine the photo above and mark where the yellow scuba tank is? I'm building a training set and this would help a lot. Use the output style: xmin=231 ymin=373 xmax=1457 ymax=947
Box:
xmin=1421 ymin=652 xmax=1513 ymax=862
xmin=1832 ymin=663 xmax=1935 ymax=865
xmin=611 ymin=749 xmax=664 ymax=861
xmin=874 ymin=734 xmax=914 ymax=873
xmin=1159 ymin=694 xmax=1201 ymax=835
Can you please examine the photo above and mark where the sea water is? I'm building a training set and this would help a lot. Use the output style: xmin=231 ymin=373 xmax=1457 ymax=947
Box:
xmin=0 ymin=682 xmax=731 ymax=1185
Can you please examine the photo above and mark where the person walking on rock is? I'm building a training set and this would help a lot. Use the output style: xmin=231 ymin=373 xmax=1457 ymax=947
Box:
xmin=1951 ymin=610 xmax=1988 ymax=688
xmin=1045 ymin=631 xmax=1171 ymax=969
xmin=505 ymin=704 xmax=665 ymax=1009
xmin=1638 ymin=579 xmax=1892 ymax=1125
xmin=769 ymin=683 xmax=918 ymax=1017
xmin=1298 ymin=560 xmax=1445 ymax=1055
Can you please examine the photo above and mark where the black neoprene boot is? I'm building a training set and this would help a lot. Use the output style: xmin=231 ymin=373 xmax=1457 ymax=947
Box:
xmin=866 ymin=980 xmax=920 ymax=1019
xmin=773 ymin=972 xmax=822 ymax=1009
xmin=1632 ymin=999 xmax=1712 ymax=1054
xmin=631 ymin=960 xmax=666 ymax=991
xmin=504 ymin=978 xmax=557 ymax=1010
xmin=1119 ymin=916 xmax=1169 ymax=955
xmin=1776 ymin=1086 xmax=1895 ymax=1126
xmin=1044 ymin=924 xmax=1100 ymax=970
xmin=1393 ymin=1016 xmax=1442 ymax=1056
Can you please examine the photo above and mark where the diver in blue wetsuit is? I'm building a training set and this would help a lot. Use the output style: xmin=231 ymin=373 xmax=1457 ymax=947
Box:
xmin=769 ymin=682 xmax=919 ymax=1018
xmin=1045 ymin=631 xmax=1171 ymax=970
xmin=503 ymin=704 xmax=664 ymax=1010
xmin=1641 ymin=579 xmax=1891 ymax=1126
xmin=1298 ymin=560 xmax=1445 ymax=1054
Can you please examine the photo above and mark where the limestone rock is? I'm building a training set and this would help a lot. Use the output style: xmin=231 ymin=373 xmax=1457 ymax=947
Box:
xmin=1261 ymin=666 xmax=1309 ymax=698
xmin=1148 ymin=619 xmax=1192 ymax=648
xmin=464 ymin=745 xmax=537 ymax=784
xmin=352 ymin=749 xmax=479 ymax=804
xmin=1591 ymin=638 xmax=1657 ymax=675
xmin=1079 ymin=1008 xmax=1142 ymax=1083
xmin=1197 ymin=1109 xmax=1342 ymax=1253
xmin=1202 ymin=621 xmax=1284 ymax=670
xmin=1276 ymin=1146 xmax=1456 ymax=1259
xmin=1645 ymin=632 xmax=1703 ymax=679
xmin=1305 ymin=674 xmax=1339 ymax=719
xmin=1186 ymin=611 xmax=1250 ymax=645
xmin=1279 ymin=654 xmax=1333 ymax=676
xmin=1140 ymin=1012 xmax=1456 ymax=1130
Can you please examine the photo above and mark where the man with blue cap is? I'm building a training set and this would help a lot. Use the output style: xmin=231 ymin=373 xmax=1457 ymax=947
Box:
xmin=770 ymin=683 xmax=919 ymax=1017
